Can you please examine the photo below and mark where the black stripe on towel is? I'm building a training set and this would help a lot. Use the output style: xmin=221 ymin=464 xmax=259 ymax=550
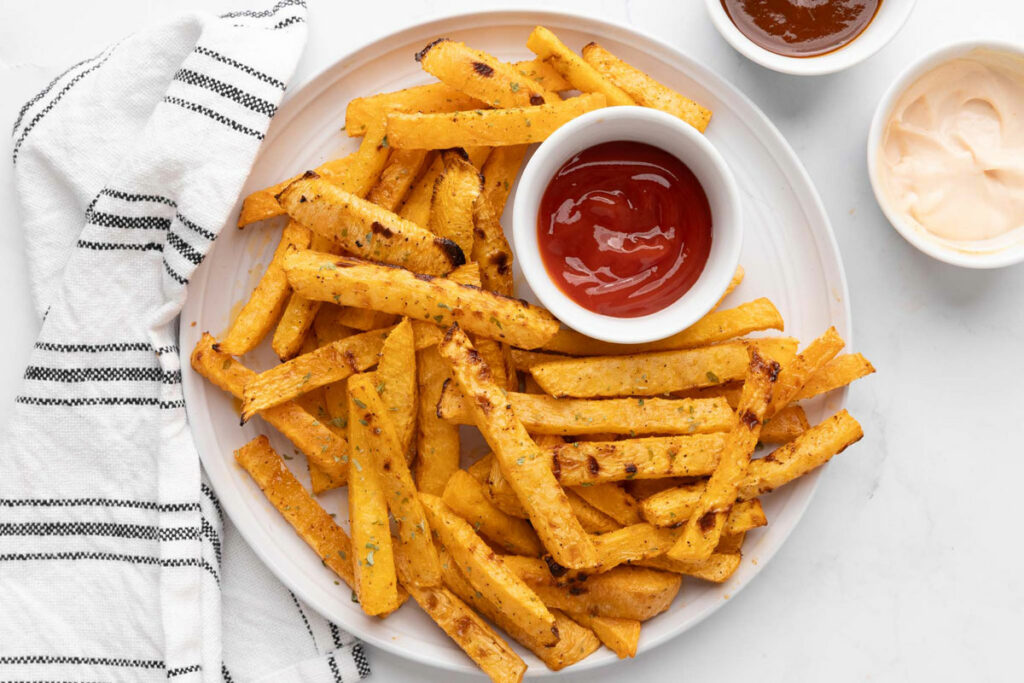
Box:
xmin=88 ymin=212 xmax=171 ymax=231
xmin=15 ymin=396 xmax=185 ymax=409
xmin=173 ymin=68 xmax=277 ymax=117
xmin=23 ymin=366 xmax=180 ymax=384
xmin=162 ymin=96 xmax=265 ymax=140
xmin=0 ymin=521 xmax=199 ymax=543
xmin=0 ymin=655 xmax=164 ymax=669
xmin=221 ymin=0 xmax=305 ymax=19
xmin=193 ymin=46 xmax=285 ymax=90
xmin=271 ymin=15 xmax=305 ymax=30
xmin=0 ymin=498 xmax=200 ymax=512
xmin=0 ymin=551 xmax=219 ymax=583
xmin=12 ymin=48 xmax=107 ymax=134
xmin=35 ymin=341 xmax=155 ymax=353
xmin=166 ymin=232 xmax=205 ymax=265
xmin=168 ymin=664 xmax=203 ymax=678
xmin=76 ymin=240 xmax=163 ymax=252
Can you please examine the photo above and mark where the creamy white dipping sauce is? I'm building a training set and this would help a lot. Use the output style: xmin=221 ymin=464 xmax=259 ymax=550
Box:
xmin=878 ymin=49 xmax=1024 ymax=243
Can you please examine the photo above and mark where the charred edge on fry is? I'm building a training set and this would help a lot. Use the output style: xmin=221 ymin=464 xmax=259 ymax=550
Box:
xmin=415 ymin=37 xmax=449 ymax=62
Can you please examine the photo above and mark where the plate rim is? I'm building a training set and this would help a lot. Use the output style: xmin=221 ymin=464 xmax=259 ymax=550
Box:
xmin=180 ymin=7 xmax=852 ymax=676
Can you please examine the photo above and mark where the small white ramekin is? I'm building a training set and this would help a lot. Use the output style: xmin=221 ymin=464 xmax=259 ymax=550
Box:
xmin=512 ymin=106 xmax=742 ymax=345
xmin=867 ymin=40 xmax=1024 ymax=269
xmin=704 ymin=0 xmax=917 ymax=76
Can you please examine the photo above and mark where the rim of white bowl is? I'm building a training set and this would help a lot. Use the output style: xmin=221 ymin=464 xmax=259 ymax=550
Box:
xmin=867 ymin=39 xmax=1024 ymax=269
xmin=513 ymin=106 xmax=742 ymax=344
xmin=704 ymin=0 xmax=917 ymax=76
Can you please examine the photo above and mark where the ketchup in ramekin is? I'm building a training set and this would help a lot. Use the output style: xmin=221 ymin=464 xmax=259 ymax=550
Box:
xmin=537 ymin=140 xmax=712 ymax=318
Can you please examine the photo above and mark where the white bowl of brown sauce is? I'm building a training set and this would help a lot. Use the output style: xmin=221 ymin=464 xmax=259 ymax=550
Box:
xmin=513 ymin=106 xmax=742 ymax=344
xmin=706 ymin=0 xmax=917 ymax=75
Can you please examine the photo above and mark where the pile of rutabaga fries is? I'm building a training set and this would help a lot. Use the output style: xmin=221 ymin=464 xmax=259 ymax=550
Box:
xmin=190 ymin=25 xmax=875 ymax=682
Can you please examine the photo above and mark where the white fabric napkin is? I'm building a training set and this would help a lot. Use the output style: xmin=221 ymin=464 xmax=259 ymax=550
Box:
xmin=2 ymin=2 xmax=370 ymax=681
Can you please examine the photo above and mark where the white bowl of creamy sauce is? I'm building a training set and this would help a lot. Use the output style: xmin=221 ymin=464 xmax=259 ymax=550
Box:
xmin=869 ymin=41 xmax=1024 ymax=268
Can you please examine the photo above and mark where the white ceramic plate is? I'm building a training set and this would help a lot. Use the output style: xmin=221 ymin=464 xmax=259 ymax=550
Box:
xmin=180 ymin=9 xmax=851 ymax=677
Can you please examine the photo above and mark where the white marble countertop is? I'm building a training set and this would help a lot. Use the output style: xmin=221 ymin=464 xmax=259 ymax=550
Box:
xmin=2 ymin=1 xmax=1022 ymax=680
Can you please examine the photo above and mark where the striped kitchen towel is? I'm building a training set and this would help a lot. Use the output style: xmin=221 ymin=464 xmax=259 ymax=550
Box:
xmin=2 ymin=2 xmax=370 ymax=681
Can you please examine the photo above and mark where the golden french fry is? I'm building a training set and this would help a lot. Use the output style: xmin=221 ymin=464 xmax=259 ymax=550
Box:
xmin=437 ymin=387 xmax=735 ymax=436
xmin=413 ymin=346 xmax=461 ymax=496
xmin=512 ymin=58 xmax=572 ymax=91
xmin=347 ymin=380 xmax=401 ymax=615
xmin=386 ymin=93 xmax=607 ymax=149
xmin=567 ymin=613 xmax=640 ymax=659
xmin=480 ymin=144 xmax=528 ymax=218
xmin=471 ymin=189 xmax=515 ymax=296
xmin=332 ymin=307 xmax=399 ymax=332
xmin=376 ymin=319 xmax=418 ymax=457
xmin=528 ymin=338 xmax=798 ymax=398
xmin=400 ymin=147 xmax=490 ymax=226
xmin=272 ymin=289 xmax=323 ymax=361
xmin=442 ymin=470 xmax=544 ymax=556
xmin=795 ymin=353 xmax=876 ymax=401
xmin=526 ymin=26 xmax=635 ymax=106
xmin=769 ymin=327 xmax=844 ymax=416
xmin=241 ymin=328 xmax=388 ymax=419
xmin=439 ymin=324 xmax=598 ymax=569
xmin=439 ymin=549 xmax=598 ymax=672
xmin=429 ymin=148 xmax=482 ymax=256
xmin=761 ymin=405 xmax=810 ymax=444
xmin=238 ymin=154 xmax=355 ymax=227
xmin=367 ymin=148 xmax=431 ymax=212
xmin=737 ymin=409 xmax=863 ymax=499
xmin=548 ymin=434 xmax=725 ymax=486
xmin=667 ymin=349 xmax=779 ymax=561
xmin=191 ymin=334 xmax=349 ymax=484
xmin=634 ymin=553 xmax=741 ymax=583
xmin=581 ymin=41 xmax=712 ymax=132
xmin=716 ymin=532 xmax=746 ymax=555
xmin=570 ymin=483 xmax=642 ymax=526
xmin=541 ymin=299 xmax=784 ymax=356
xmin=344 ymin=82 xmax=486 ymax=138
xmin=420 ymin=493 xmax=559 ymax=647
xmin=417 ymin=38 xmax=559 ymax=108
xmin=625 ymin=477 xmax=690 ymax=501
xmin=502 ymin=556 xmax=681 ymax=621
xmin=714 ymin=265 xmax=745 ymax=310
xmin=284 ymin=251 xmax=560 ymax=349
xmin=278 ymin=175 xmax=466 ymax=275
xmin=218 ymin=221 xmax=312 ymax=355
xmin=566 ymin=490 xmax=621 ymax=533
xmin=312 ymin=305 xmax=356 ymax=346
xmin=349 ymin=373 xmax=440 ymax=587
xmin=234 ymin=436 xmax=355 ymax=588
xmin=399 ymin=577 xmax=526 ymax=683
xmin=643 ymin=411 xmax=861 ymax=526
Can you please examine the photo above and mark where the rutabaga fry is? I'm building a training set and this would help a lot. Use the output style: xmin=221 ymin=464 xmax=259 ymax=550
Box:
xmin=344 ymin=82 xmax=486 ymax=137
xmin=761 ymin=405 xmax=810 ymax=444
xmin=376 ymin=319 xmax=418 ymax=457
xmin=480 ymin=144 xmax=528 ymax=219
xmin=416 ymin=38 xmax=559 ymax=108
xmin=633 ymin=553 xmax=741 ymax=583
xmin=569 ymin=483 xmax=642 ymax=526
xmin=395 ymin=551 xmax=527 ymax=683
xmin=526 ymin=26 xmax=635 ymax=106
xmin=528 ymin=338 xmax=797 ymax=398
xmin=400 ymin=147 xmax=490 ymax=226
xmin=240 ymin=327 xmax=388 ymax=420
xmin=549 ymin=434 xmax=725 ymax=486
xmin=768 ymin=326 xmax=844 ymax=416
xmin=440 ymin=325 xmax=599 ymax=568
xmin=511 ymin=58 xmax=572 ymax=91
xmin=217 ymin=220 xmax=312 ymax=356
xmin=284 ymin=251 xmax=560 ymax=349
xmin=348 ymin=373 xmax=440 ymax=587
xmin=414 ymin=346 xmax=461 ymax=496
xmin=366 ymin=148 xmax=431 ymax=212
xmin=795 ymin=353 xmax=876 ymax=401
xmin=238 ymin=154 xmax=355 ymax=227
xmin=436 ymin=386 xmax=735 ymax=436
xmin=502 ymin=556 xmax=681 ymax=621
xmin=581 ymin=41 xmax=713 ymax=132
xmin=429 ymin=148 xmax=483 ymax=257
xmin=385 ymin=93 xmax=607 ymax=149
xmin=191 ymin=334 xmax=349 ymax=484
xmin=442 ymin=470 xmax=544 ymax=556
xmin=333 ymin=307 xmax=399 ymax=332
xmin=439 ymin=549 xmax=599 ymax=672
xmin=277 ymin=174 xmax=466 ymax=275
xmin=471 ymin=189 xmax=515 ymax=297
xmin=667 ymin=349 xmax=779 ymax=561
xmin=540 ymin=298 xmax=784 ymax=356
xmin=272 ymin=288 xmax=324 ymax=361
xmin=347 ymin=383 xmax=401 ymax=615
xmin=566 ymin=613 xmax=640 ymax=659
xmin=419 ymin=493 xmax=559 ymax=647
xmin=234 ymin=436 xmax=356 ymax=589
